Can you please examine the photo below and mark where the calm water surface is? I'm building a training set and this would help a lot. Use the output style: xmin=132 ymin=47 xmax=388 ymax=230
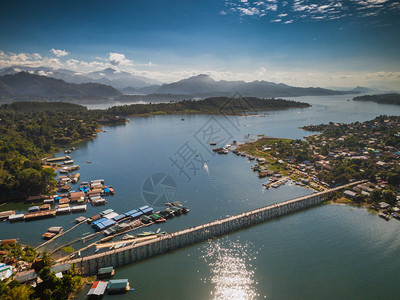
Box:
xmin=2 ymin=95 xmax=400 ymax=299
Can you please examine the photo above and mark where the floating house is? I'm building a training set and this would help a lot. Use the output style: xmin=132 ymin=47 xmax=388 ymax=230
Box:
xmin=87 ymin=281 xmax=108 ymax=297
xmin=28 ymin=206 xmax=39 ymax=212
xmin=47 ymin=226 xmax=63 ymax=234
xmin=100 ymin=209 xmax=114 ymax=216
xmin=103 ymin=212 xmax=119 ymax=220
xmin=8 ymin=214 xmax=24 ymax=222
xmin=138 ymin=205 xmax=153 ymax=215
xmin=71 ymin=205 xmax=87 ymax=213
xmin=39 ymin=204 xmax=51 ymax=211
xmin=56 ymin=207 xmax=71 ymax=215
xmin=24 ymin=209 xmax=56 ymax=221
xmin=97 ymin=266 xmax=115 ymax=279
xmin=107 ymin=279 xmax=130 ymax=294
xmin=0 ymin=210 xmax=15 ymax=220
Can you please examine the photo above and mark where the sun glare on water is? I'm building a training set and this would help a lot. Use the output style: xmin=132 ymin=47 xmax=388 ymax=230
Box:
xmin=202 ymin=240 xmax=260 ymax=300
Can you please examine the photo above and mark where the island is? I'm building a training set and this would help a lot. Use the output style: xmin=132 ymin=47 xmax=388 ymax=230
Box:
xmin=107 ymin=96 xmax=311 ymax=116
xmin=353 ymin=93 xmax=400 ymax=105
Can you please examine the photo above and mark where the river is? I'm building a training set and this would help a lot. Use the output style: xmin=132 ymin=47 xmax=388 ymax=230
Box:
xmin=2 ymin=95 xmax=400 ymax=299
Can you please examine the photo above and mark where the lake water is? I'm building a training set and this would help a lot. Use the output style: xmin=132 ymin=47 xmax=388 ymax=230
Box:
xmin=2 ymin=95 xmax=400 ymax=299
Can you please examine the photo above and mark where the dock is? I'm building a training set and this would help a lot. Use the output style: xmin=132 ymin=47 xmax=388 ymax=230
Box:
xmin=46 ymin=156 xmax=71 ymax=163
xmin=24 ymin=209 xmax=56 ymax=221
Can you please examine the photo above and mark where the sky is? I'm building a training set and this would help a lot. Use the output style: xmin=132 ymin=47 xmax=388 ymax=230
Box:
xmin=0 ymin=0 xmax=399 ymax=89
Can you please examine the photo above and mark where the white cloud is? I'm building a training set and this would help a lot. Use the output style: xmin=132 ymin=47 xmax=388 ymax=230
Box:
xmin=109 ymin=52 xmax=133 ymax=66
xmin=32 ymin=53 xmax=42 ymax=59
xmin=1 ymin=50 xmax=399 ymax=91
xmin=50 ymin=48 xmax=69 ymax=57
xmin=223 ymin=0 xmax=398 ymax=23
xmin=237 ymin=7 xmax=260 ymax=15
xmin=38 ymin=70 xmax=53 ymax=76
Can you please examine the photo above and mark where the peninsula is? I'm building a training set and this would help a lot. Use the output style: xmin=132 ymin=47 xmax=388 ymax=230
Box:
xmin=236 ymin=116 xmax=400 ymax=219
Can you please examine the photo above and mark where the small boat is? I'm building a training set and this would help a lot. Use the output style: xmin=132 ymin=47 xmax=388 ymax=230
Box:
xmin=156 ymin=228 xmax=161 ymax=234
xmin=95 ymin=248 xmax=100 ymax=253
xmin=210 ymin=142 xmax=217 ymax=146
xmin=378 ymin=212 xmax=390 ymax=221
xmin=87 ymin=161 xmax=92 ymax=164
xmin=114 ymin=243 xmax=123 ymax=249
xmin=122 ymin=234 xmax=135 ymax=240
xmin=137 ymin=231 xmax=155 ymax=237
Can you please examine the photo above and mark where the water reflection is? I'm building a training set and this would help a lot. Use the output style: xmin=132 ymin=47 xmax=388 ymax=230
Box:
xmin=202 ymin=239 xmax=259 ymax=300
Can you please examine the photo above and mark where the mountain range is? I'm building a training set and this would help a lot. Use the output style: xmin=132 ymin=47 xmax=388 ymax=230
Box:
xmin=118 ymin=74 xmax=361 ymax=101
xmin=0 ymin=66 xmax=160 ymax=90
xmin=0 ymin=72 xmax=122 ymax=103
xmin=0 ymin=67 xmax=367 ymax=104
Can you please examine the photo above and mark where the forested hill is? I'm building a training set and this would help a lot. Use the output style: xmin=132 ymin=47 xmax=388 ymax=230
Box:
xmin=0 ymin=72 xmax=122 ymax=102
xmin=353 ymin=93 xmax=400 ymax=105
xmin=107 ymin=96 xmax=311 ymax=116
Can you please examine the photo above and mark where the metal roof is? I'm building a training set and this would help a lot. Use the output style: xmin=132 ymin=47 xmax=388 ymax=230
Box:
xmin=98 ymin=266 xmax=114 ymax=275
xmin=50 ymin=263 xmax=71 ymax=274
xmin=108 ymin=279 xmax=129 ymax=290
xmin=14 ymin=270 xmax=38 ymax=283
xmin=87 ymin=281 xmax=108 ymax=296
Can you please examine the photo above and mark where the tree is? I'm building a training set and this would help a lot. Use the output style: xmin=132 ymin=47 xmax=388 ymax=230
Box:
xmin=18 ymin=168 xmax=42 ymax=194
xmin=371 ymin=189 xmax=381 ymax=203
xmin=3 ymin=285 xmax=33 ymax=300
xmin=387 ymin=172 xmax=400 ymax=186
xmin=382 ymin=190 xmax=396 ymax=205
xmin=32 ymin=252 xmax=52 ymax=273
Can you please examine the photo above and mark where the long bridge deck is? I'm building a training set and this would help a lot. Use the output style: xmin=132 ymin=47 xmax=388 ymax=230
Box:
xmin=62 ymin=180 xmax=366 ymax=275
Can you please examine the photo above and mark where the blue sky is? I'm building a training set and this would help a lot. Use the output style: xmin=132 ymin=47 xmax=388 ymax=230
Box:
xmin=0 ymin=0 xmax=399 ymax=89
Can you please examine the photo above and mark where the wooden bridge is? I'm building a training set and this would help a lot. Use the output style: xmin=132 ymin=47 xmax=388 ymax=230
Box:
xmin=63 ymin=180 xmax=366 ymax=275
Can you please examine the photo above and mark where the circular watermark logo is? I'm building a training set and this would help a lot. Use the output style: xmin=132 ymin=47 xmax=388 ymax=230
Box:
xmin=142 ymin=172 xmax=177 ymax=207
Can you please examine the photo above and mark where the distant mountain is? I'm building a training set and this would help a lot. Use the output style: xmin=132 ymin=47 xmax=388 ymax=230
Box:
xmin=0 ymin=68 xmax=364 ymax=101
xmin=153 ymin=74 xmax=357 ymax=98
xmin=120 ymin=85 xmax=161 ymax=95
xmin=0 ymin=66 xmax=161 ymax=90
xmin=0 ymin=72 xmax=122 ymax=103
xmin=325 ymin=86 xmax=381 ymax=94
xmin=155 ymin=74 xmax=242 ymax=95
